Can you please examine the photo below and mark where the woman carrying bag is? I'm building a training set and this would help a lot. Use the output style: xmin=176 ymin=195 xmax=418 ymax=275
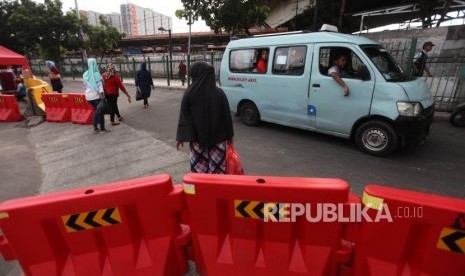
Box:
xmin=135 ymin=62 xmax=154 ymax=109
xmin=176 ymin=62 xmax=235 ymax=174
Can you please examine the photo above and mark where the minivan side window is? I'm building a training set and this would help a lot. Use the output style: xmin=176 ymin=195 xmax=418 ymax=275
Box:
xmin=229 ymin=48 xmax=269 ymax=74
xmin=319 ymin=47 xmax=370 ymax=80
xmin=272 ymin=46 xmax=307 ymax=76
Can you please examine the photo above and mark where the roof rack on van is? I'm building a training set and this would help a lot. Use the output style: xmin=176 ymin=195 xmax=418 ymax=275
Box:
xmin=253 ymin=30 xmax=309 ymax=38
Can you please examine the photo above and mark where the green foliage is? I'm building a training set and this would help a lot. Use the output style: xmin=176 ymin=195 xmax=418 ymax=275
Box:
xmin=84 ymin=16 xmax=123 ymax=62
xmin=0 ymin=0 xmax=81 ymax=61
xmin=179 ymin=0 xmax=270 ymax=35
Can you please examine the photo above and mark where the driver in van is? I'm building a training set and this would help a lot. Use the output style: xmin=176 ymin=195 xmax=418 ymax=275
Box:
xmin=328 ymin=53 xmax=350 ymax=97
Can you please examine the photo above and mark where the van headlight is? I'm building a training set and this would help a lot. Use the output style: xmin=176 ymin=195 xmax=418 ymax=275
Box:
xmin=397 ymin=102 xmax=423 ymax=117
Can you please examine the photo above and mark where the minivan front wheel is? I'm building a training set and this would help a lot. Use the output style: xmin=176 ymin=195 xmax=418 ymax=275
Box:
xmin=355 ymin=120 xmax=399 ymax=157
xmin=240 ymin=101 xmax=261 ymax=126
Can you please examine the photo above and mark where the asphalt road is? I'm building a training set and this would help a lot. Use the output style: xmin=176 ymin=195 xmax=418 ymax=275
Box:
xmin=63 ymin=80 xmax=465 ymax=199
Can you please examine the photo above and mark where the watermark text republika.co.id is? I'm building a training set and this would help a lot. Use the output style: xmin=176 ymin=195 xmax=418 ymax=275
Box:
xmin=262 ymin=202 xmax=423 ymax=223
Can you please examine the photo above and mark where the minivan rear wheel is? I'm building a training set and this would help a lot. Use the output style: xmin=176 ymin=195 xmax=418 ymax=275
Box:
xmin=240 ymin=101 xmax=261 ymax=126
xmin=355 ymin=120 xmax=399 ymax=157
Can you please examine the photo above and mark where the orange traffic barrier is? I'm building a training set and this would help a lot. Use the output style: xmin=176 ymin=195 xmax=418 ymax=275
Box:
xmin=41 ymin=93 xmax=71 ymax=122
xmin=183 ymin=173 xmax=359 ymax=276
xmin=0 ymin=175 xmax=190 ymax=275
xmin=68 ymin=93 xmax=94 ymax=125
xmin=0 ymin=95 xmax=22 ymax=122
xmin=349 ymin=185 xmax=465 ymax=276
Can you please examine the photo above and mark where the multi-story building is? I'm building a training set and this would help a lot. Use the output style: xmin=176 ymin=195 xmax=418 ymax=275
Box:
xmin=81 ymin=10 xmax=102 ymax=27
xmin=105 ymin=13 xmax=123 ymax=33
xmin=120 ymin=3 xmax=172 ymax=36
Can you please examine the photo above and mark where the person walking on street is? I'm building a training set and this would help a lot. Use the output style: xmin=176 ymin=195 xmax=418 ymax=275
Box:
xmin=178 ymin=60 xmax=187 ymax=86
xmin=45 ymin=60 xmax=63 ymax=93
xmin=176 ymin=61 xmax=234 ymax=174
xmin=102 ymin=63 xmax=131 ymax=125
xmin=83 ymin=58 xmax=109 ymax=133
xmin=413 ymin=41 xmax=435 ymax=77
xmin=135 ymin=62 xmax=154 ymax=109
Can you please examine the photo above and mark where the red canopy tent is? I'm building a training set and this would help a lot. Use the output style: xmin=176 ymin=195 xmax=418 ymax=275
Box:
xmin=0 ymin=45 xmax=32 ymax=72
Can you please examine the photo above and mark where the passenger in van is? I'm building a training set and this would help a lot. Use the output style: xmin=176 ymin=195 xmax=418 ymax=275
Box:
xmin=328 ymin=54 xmax=350 ymax=96
xmin=256 ymin=49 xmax=268 ymax=73
xmin=287 ymin=47 xmax=306 ymax=75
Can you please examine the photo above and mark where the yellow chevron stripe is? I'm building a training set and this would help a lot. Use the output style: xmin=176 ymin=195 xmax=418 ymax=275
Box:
xmin=93 ymin=209 xmax=112 ymax=226
xmin=75 ymin=212 xmax=93 ymax=230
xmin=244 ymin=201 xmax=258 ymax=219
xmin=234 ymin=200 xmax=244 ymax=217
xmin=61 ymin=215 xmax=76 ymax=233
xmin=110 ymin=207 xmax=122 ymax=223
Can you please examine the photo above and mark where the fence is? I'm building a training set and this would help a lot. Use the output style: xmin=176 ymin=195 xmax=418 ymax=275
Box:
xmin=381 ymin=38 xmax=465 ymax=111
xmin=30 ymin=39 xmax=465 ymax=111
xmin=29 ymin=53 xmax=223 ymax=87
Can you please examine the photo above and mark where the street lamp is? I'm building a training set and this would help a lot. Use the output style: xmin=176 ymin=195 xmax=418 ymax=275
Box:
xmin=158 ymin=27 xmax=173 ymax=78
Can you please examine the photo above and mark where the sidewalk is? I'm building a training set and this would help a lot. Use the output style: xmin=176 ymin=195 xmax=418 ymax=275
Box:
xmin=0 ymin=94 xmax=190 ymax=275
xmin=62 ymin=77 xmax=190 ymax=91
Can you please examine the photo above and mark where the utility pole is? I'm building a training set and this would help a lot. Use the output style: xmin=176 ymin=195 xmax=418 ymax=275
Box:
xmin=74 ymin=0 xmax=88 ymax=62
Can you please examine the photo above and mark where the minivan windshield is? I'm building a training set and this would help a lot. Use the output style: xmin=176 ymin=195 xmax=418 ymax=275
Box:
xmin=361 ymin=45 xmax=413 ymax=82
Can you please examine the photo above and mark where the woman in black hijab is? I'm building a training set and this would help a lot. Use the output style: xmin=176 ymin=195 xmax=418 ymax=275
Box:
xmin=176 ymin=62 xmax=234 ymax=174
xmin=135 ymin=62 xmax=154 ymax=109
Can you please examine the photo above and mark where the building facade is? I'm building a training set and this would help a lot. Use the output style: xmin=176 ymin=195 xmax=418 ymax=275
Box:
xmin=81 ymin=10 xmax=102 ymax=27
xmin=120 ymin=3 xmax=172 ymax=36
xmin=105 ymin=13 xmax=123 ymax=33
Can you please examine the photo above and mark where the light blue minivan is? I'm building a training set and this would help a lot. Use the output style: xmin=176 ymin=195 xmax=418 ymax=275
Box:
xmin=220 ymin=30 xmax=435 ymax=156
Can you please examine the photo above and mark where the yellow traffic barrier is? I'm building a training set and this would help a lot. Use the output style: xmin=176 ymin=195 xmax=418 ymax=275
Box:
xmin=24 ymin=78 xmax=52 ymax=113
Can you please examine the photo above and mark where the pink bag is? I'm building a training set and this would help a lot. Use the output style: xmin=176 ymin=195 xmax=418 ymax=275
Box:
xmin=226 ymin=143 xmax=244 ymax=175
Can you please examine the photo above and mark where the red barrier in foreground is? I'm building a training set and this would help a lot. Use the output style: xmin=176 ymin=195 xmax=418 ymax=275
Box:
xmin=183 ymin=173 xmax=360 ymax=276
xmin=68 ymin=93 xmax=94 ymax=125
xmin=0 ymin=175 xmax=190 ymax=275
xmin=41 ymin=93 xmax=70 ymax=122
xmin=349 ymin=185 xmax=465 ymax=276
xmin=0 ymin=95 xmax=22 ymax=122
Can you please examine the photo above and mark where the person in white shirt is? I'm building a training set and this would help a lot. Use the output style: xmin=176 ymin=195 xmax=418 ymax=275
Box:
xmin=413 ymin=41 xmax=434 ymax=77
xmin=83 ymin=58 xmax=109 ymax=133
xmin=328 ymin=53 xmax=350 ymax=96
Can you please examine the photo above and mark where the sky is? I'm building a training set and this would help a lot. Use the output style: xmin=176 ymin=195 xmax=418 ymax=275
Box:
xmin=33 ymin=0 xmax=210 ymax=33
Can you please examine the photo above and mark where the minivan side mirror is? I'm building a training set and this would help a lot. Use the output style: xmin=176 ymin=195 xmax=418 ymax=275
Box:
xmin=358 ymin=65 xmax=371 ymax=81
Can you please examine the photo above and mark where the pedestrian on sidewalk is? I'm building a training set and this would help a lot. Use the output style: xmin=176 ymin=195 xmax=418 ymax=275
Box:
xmin=178 ymin=60 xmax=187 ymax=86
xmin=83 ymin=58 xmax=109 ymax=133
xmin=413 ymin=41 xmax=435 ymax=77
xmin=176 ymin=61 xmax=234 ymax=174
xmin=102 ymin=63 xmax=131 ymax=125
xmin=45 ymin=60 xmax=63 ymax=93
xmin=135 ymin=62 xmax=154 ymax=109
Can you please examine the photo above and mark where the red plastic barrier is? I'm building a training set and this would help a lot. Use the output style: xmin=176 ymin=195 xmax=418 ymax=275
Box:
xmin=349 ymin=185 xmax=465 ymax=276
xmin=0 ymin=175 xmax=190 ymax=275
xmin=68 ymin=93 xmax=94 ymax=125
xmin=183 ymin=173 xmax=360 ymax=276
xmin=41 ymin=93 xmax=70 ymax=122
xmin=0 ymin=95 xmax=22 ymax=122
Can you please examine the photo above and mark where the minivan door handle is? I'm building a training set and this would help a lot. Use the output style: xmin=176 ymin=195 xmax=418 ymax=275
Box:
xmin=312 ymin=84 xmax=321 ymax=88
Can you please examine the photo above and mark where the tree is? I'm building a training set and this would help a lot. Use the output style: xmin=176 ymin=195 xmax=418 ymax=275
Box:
xmin=0 ymin=0 xmax=20 ymax=51
xmin=179 ymin=0 xmax=270 ymax=35
xmin=1 ymin=0 xmax=82 ymax=61
xmin=84 ymin=16 xmax=124 ymax=63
